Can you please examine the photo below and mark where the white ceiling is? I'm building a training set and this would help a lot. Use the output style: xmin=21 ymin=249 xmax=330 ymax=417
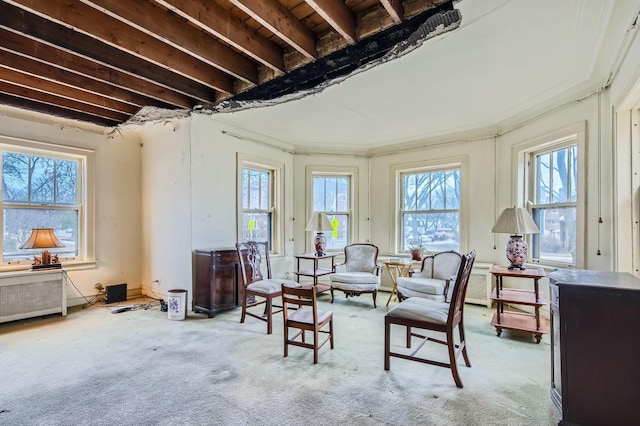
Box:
xmin=208 ymin=0 xmax=639 ymax=154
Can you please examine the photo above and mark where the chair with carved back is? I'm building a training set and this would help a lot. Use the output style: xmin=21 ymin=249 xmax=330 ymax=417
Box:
xmin=384 ymin=250 xmax=476 ymax=388
xmin=235 ymin=241 xmax=300 ymax=334
xmin=281 ymin=284 xmax=334 ymax=364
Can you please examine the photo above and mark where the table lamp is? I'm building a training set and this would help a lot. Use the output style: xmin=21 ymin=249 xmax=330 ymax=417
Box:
xmin=20 ymin=228 xmax=65 ymax=269
xmin=305 ymin=213 xmax=333 ymax=256
xmin=491 ymin=207 xmax=539 ymax=270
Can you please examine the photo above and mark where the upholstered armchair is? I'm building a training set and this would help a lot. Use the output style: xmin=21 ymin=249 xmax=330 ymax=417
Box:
xmin=396 ymin=250 xmax=463 ymax=302
xmin=330 ymin=243 xmax=381 ymax=307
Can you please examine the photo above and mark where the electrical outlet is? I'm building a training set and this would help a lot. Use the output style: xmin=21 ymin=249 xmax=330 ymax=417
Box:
xmin=94 ymin=283 xmax=104 ymax=291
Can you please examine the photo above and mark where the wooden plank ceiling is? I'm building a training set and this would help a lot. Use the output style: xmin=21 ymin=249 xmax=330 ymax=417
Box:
xmin=0 ymin=0 xmax=457 ymax=127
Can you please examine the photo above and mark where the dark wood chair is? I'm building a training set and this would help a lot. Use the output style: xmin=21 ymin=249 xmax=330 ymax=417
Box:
xmin=235 ymin=241 xmax=300 ymax=334
xmin=281 ymin=284 xmax=334 ymax=364
xmin=384 ymin=250 xmax=476 ymax=388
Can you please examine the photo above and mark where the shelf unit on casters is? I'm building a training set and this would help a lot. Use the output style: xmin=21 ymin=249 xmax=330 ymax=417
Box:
xmin=293 ymin=253 xmax=336 ymax=293
xmin=489 ymin=264 xmax=548 ymax=343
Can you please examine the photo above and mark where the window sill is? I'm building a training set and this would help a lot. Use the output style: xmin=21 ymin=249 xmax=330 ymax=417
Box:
xmin=0 ymin=259 xmax=97 ymax=274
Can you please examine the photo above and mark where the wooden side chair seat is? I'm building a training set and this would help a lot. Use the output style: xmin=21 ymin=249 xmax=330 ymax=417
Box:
xmin=384 ymin=250 xmax=476 ymax=388
xmin=236 ymin=241 xmax=301 ymax=334
xmin=282 ymin=284 xmax=334 ymax=364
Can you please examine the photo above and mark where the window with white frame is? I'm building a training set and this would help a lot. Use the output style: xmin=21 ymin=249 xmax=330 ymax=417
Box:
xmin=529 ymin=143 xmax=577 ymax=265
xmin=311 ymin=174 xmax=351 ymax=251
xmin=238 ymin=157 xmax=282 ymax=253
xmin=1 ymin=147 xmax=88 ymax=264
xmin=400 ymin=167 xmax=460 ymax=253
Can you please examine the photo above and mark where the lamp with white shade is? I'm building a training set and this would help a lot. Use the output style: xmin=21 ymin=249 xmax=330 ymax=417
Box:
xmin=305 ymin=213 xmax=333 ymax=256
xmin=491 ymin=207 xmax=539 ymax=270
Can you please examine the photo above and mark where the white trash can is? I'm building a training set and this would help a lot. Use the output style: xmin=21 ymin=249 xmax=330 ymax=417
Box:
xmin=167 ymin=289 xmax=188 ymax=320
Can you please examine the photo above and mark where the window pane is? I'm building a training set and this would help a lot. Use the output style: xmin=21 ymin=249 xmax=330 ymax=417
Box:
xmin=313 ymin=177 xmax=326 ymax=211
xmin=536 ymin=152 xmax=551 ymax=204
xmin=241 ymin=211 xmax=271 ymax=245
xmin=431 ymin=171 xmax=445 ymax=210
xmin=336 ymin=177 xmax=349 ymax=211
xmin=531 ymin=206 xmax=575 ymax=264
xmin=402 ymin=212 xmax=459 ymax=252
xmin=30 ymin=156 xmax=55 ymax=204
xmin=445 ymin=170 xmax=460 ymax=209
xmin=260 ymin=171 xmax=269 ymax=209
xmin=2 ymin=152 xmax=29 ymax=204
xmin=551 ymin=149 xmax=568 ymax=203
xmin=3 ymin=208 xmax=78 ymax=261
xmin=416 ymin=174 xmax=430 ymax=210
xmin=569 ymin=145 xmax=577 ymax=202
xmin=324 ymin=214 xmax=348 ymax=250
xmin=403 ymin=174 xmax=416 ymax=210
xmin=55 ymin=159 xmax=78 ymax=205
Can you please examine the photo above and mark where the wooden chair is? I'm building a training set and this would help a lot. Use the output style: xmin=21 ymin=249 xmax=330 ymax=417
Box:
xmin=384 ymin=250 xmax=476 ymax=388
xmin=235 ymin=241 xmax=300 ymax=334
xmin=281 ymin=284 xmax=334 ymax=364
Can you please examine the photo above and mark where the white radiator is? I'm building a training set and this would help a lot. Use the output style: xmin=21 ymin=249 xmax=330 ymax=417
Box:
xmin=0 ymin=270 xmax=66 ymax=323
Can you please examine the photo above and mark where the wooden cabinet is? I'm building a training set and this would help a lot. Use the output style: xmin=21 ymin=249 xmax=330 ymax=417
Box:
xmin=489 ymin=265 xmax=548 ymax=343
xmin=193 ymin=248 xmax=241 ymax=317
xmin=549 ymin=269 xmax=640 ymax=426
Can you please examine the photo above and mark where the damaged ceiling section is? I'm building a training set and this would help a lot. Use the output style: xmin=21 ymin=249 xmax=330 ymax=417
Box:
xmin=0 ymin=0 xmax=461 ymax=128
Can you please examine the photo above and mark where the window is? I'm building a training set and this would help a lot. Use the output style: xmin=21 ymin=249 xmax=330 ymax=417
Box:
xmin=1 ymin=147 xmax=88 ymax=264
xmin=311 ymin=175 xmax=351 ymax=251
xmin=241 ymin=167 xmax=273 ymax=247
xmin=400 ymin=167 xmax=460 ymax=253
xmin=529 ymin=144 xmax=577 ymax=265
xmin=238 ymin=155 xmax=283 ymax=254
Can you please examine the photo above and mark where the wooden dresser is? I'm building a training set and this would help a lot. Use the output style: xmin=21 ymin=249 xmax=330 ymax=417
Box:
xmin=549 ymin=269 xmax=640 ymax=425
xmin=193 ymin=248 xmax=241 ymax=317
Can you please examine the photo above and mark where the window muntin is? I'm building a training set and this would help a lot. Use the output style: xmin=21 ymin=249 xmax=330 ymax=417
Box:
xmin=241 ymin=167 xmax=273 ymax=247
xmin=2 ymin=151 xmax=81 ymax=262
xmin=530 ymin=144 xmax=577 ymax=265
xmin=312 ymin=175 xmax=350 ymax=251
xmin=400 ymin=168 xmax=460 ymax=253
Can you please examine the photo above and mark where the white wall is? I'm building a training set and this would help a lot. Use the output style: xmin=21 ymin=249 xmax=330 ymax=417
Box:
xmin=0 ymin=112 xmax=142 ymax=304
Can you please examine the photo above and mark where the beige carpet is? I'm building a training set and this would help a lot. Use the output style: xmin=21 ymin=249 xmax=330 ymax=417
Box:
xmin=0 ymin=293 xmax=559 ymax=425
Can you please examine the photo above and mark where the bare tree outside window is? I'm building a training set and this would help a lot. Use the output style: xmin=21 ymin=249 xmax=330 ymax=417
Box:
xmin=2 ymin=152 xmax=79 ymax=261
xmin=401 ymin=168 xmax=460 ymax=253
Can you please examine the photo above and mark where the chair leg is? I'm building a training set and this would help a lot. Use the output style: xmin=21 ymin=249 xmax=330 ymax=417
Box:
xmin=447 ymin=328 xmax=463 ymax=388
xmin=459 ymin=321 xmax=471 ymax=367
xmin=283 ymin=323 xmax=288 ymax=358
xmin=330 ymin=288 xmax=335 ymax=303
xmin=240 ymin=292 xmax=248 ymax=324
xmin=372 ymin=290 xmax=377 ymax=308
xmin=329 ymin=319 xmax=334 ymax=349
xmin=266 ymin=296 xmax=273 ymax=335
xmin=313 ymin=329 xmax=319 ymax=364
xmin=406 ymin=326 xmax=412 ymax=348
xmin=384 ymin=317 xmax=391 ymax=370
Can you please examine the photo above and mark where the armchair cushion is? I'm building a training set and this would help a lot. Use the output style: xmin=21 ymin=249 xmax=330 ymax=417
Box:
xmin=397 ymin=251 xmax=463 ymax=302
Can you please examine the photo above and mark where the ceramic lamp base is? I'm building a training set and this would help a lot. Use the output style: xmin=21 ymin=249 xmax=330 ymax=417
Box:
xmin=314 ymin=232 xmax=327 ymax=256
xmin=506 ymin=235 xmax=528 ymax=270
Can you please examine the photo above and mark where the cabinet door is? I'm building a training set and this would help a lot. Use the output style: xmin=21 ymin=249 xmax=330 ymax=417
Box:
xmin=211 ymin=261 xmax=238 ymax=308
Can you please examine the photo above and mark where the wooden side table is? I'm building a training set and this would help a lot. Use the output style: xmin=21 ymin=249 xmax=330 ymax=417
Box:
xmin=489 ymin=265 xmax=548 ymax=343
xmin=383 ymin=259 xmax=413 ymax=306
xmin=293 ymin=253 xmax=336 ymax=293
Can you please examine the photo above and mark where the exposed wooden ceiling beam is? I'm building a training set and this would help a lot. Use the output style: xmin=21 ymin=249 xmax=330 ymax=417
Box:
xmin=229 ymin=0 xmax=318 ymax=60
xmin=0 ymin=66 xmax=139 ymax=115
xmin=0 ymin=2 xmax=216 ymax=104
xmin=0 ymin=28 xmax=194 ymax=109
xmin=0 ymin=48 xmax=182 ymax=111
xmin=0 ymin=81 xmax=130 ymax=123
xmin=80 ymin=0 xmax=258 ymax=84
xmin=0 ymin=91 xmax=123 ymax=126
xmin=379 ymin=0 xmax=403 ymax=23
xmin=304 ymin=0 xmax=357 ymax=44
xmin=5 ymin=0 xmax=235 ymax=94
xmin=154 ymin=0 xmax=286 ymax=74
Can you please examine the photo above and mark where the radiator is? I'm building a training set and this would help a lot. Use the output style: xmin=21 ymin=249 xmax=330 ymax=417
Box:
xmin=0 ymin=270 xmax=66 ymax=323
